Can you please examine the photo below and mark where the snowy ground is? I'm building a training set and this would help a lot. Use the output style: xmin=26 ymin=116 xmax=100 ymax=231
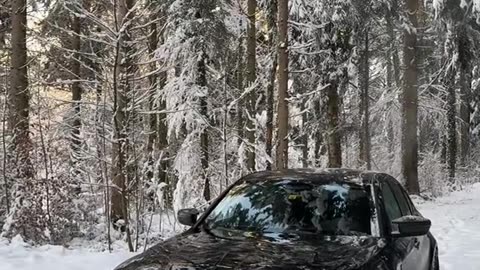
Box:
xmin=416 ymin=183 xmax=480 ymax=270
xmin=0 ymin=237 xmax=134 ymax=270
xmin=1 ymin=184 xmax=480 ymax=270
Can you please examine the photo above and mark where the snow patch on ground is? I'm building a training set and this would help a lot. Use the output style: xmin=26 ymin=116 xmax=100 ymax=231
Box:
xmin=1 ymin=184 xmax=480 ymax=270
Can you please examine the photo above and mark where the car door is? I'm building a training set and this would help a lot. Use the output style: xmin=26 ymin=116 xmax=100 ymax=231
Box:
xmin=386 ymin=179 xmax=432 ymax=270
xmin=378 ymin=180 xmax=429 ymax=270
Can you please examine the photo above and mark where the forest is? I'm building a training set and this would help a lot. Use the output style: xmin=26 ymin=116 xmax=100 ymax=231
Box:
xmin=0 ymin=0 xmax=479 ymax=253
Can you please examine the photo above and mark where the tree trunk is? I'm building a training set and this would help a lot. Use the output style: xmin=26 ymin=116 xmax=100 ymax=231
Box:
xmin=458 ymin=25 xmax=471 ymax=167
xmin=301 ymin=102 xmax=308 ymax=168
xmin=236 ymin=35 xmax=245 ymax=150
xmin=358 ymin=29 xmax=371 ymax=169
xmin=314 ymin=101 xmax=322 ymax=166
xmin=458 ymin=66 xmax=470 ymax=167
xmin=441 ymin=134 xmax=447 ymax=165
xmin=327 ymin=82 xmax=342 ymax=168
xmin=386 ymin=49 xmax=395 ymax=156
xmin=386 ymin=7 xmax=400 ymax=159
xmin=198 ymin=54 xmax=210 ymax=201
xmin=416 ymin=0 xmax=427 ymax=87
xmin=9 ymin=0 xmax=32 ymax=178
xmin=444 ymin=24 xmax=457 ymax=181
xmin=71 ymin=4 xmax=82 ymax=170
xmin=266 ymin=56 xmax=277 ymax=170
xmin=145 ymin=3 xmax=158 ymax=186
xmin=246 ymin=0 xmax=257 ymax=171
xmin=446 ymin=74 xmax=456 ymax=180
xmin=402 ymin=0 xmax=420 ymax=194
xmin=156 ymin=68 xmax=169 ymax=203
xmin=386 ymin=11 xmax=401 ymax=88
xmin=265 ymin=0 xmax=277 ymax=171
xmin=111 ymin=2 xmax=135 ymax=252
xmin=276 ymin=0 xmax=289 ymax=170
xmin=146 ymin=2 xmax=169 ymax=205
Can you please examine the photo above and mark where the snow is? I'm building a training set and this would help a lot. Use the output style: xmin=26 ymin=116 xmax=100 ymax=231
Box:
xmin=0 ymin=237 xmax=135 ymax=270
xmin=432 ymin=0 xmax=444 ymax=17
xmin=474 ymin=0 xmax=480 ymax=17
xmin=416 ymin=183 xmax=480 ymax=270
xmin=1 ymin=183 xmax=480 ymax=270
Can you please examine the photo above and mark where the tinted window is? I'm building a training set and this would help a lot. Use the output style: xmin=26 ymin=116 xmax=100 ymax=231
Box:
xmin=401 ymin=187 xmax=417 ymax=213
xmin=387 ymin=181 xmax=412 ymax=215
xmin=380 ymin=183 xmax=402 ymax=221
xmin=204 ymin=181 xmax=373 ymax=236
xmin=403 ymin=190 xmax=416 ymax=213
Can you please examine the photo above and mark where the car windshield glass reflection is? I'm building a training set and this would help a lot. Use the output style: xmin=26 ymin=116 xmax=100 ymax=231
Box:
xmin=204 ymin=180 xmax=373 ymax=236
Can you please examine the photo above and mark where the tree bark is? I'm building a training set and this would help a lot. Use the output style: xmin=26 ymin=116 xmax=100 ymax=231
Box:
xmin=71 ymin=2 xmax=82 ymax=169
xmin=276 ymin=0 xmax=289 ymax=170
xmin=358 ymin=29 xmax=371 ymax=169
xmin=458 ymin=66 xmax=470 ymax=167
xmin=301 ymin=101 xmax=308 ymax=168
xmin=386 ymin=48 xmax=395 ymax=156
xmin=314 ymin=101 xmax=322 ymax=166
xmin=458 ymin=25 xmax=471 ymax=167
xmin=446 ymin=73 xmax=456 ymax=180
xmin=265 ymin=0 xmax=277 ymax=171
xmin=236 ymin=35 xmax=245 ymax=150
xmin=146 ymin=1 xmax=169 ymax=205
xmin=9 ymin=0 xmax=33 ymax=178
xmin=198 ymin=54 xmax=210 ymax=201
xmin=416 ymin=0 xmax=427 ymax=86
xmin=246 ymin=0 xmax=257 ymax=171
xmin=111 ymin=2 xmax=135 ymax=251
xmin=386 ymin=11 xmax=401 ymax=88
xmin=327 ymin=82 xmax=342 ymax=168
xmin=145 ymin=2 xmax=158 ymax=185
xmin=386 ymin=7 xmax=400 ymax=159
xmin=441 ymin=134 xmax=447 ymax=165
xmin=402 ymin=0 xmax=420 ymax=194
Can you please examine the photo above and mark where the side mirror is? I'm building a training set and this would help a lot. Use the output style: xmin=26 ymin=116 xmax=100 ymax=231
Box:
xmin=177 ymin=208 xmax=200 ymax=227
xmin=391 ymin=216 xmax=431 ymax=237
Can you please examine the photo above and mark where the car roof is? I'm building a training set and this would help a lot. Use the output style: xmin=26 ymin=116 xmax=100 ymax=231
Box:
xmin=239 ymin=168 xmax=391 ymax=186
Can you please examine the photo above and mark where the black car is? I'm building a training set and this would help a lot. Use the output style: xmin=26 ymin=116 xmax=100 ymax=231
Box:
xmin=115 ymin=169 xmax=439 ymax=270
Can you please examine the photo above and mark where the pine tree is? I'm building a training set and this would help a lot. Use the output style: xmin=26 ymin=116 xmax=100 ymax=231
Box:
xmin=70 ymin=1 xmax=83 ymax=172
xmin=402 ymin=0 xmax=420 ymax=194
xmin=9 ymin=0 xmax=32 ymax=178
xmin=111 ymin=2 xmax=136 ymax=252
xmin=276 ymin=0 xmax=289 ymax=170
xmin=246 ymin=0 xmax=257 ymax=171
xmin=265 ymin=0 xmax=277 ymax=171
xmin=356 ymin=0 xmax=372 ymax=169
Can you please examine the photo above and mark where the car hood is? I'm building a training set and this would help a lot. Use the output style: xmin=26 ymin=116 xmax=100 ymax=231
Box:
xmin=115 ymin=230 xmax=386 ymax=270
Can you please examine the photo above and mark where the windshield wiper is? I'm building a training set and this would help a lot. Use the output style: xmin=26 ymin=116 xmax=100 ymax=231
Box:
xmin=201 ymin=221 xmax=215 ymax=236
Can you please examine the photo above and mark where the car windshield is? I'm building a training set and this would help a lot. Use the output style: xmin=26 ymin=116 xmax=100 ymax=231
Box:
xmin=204 ymin=180 xmax=373 ymax=236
